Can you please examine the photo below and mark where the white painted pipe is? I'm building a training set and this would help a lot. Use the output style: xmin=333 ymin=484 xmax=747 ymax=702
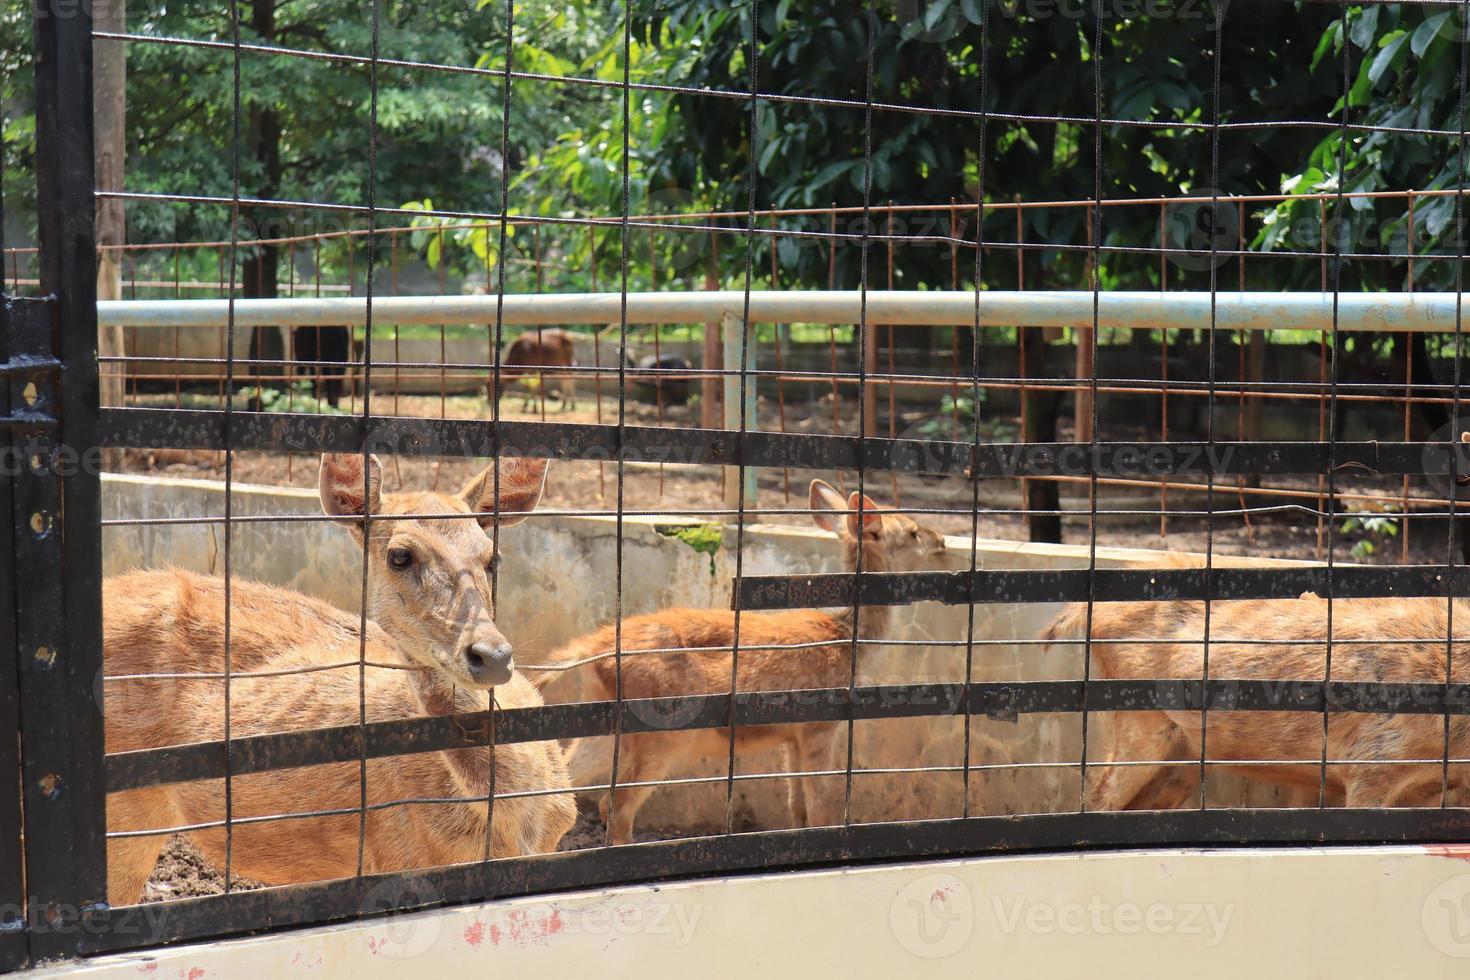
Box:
xmin=96 ymin=290 xmax=1466 ymax=332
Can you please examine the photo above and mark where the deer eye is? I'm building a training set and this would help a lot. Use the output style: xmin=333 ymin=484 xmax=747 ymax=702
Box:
xmin=387 ymin=547 xmax=414 ymax=570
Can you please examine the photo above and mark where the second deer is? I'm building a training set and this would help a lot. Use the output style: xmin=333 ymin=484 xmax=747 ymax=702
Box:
xmin=1042 ymin=577 xmax=1470 ymax=810
xmin=532 ymin=480 xmax=948 ymax=844
xmin=104 ymin=454 xmax=576 ymax=903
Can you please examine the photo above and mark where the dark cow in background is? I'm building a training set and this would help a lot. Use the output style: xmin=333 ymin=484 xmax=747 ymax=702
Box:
xmin=293 ymin=325 xmax=351 ymax=408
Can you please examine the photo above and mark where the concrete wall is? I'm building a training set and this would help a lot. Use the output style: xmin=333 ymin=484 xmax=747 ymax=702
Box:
xmin=29 ymin=846 xmax=1470 ymax=979
xmin=102 ymin=473 xmax=1305 ymax=831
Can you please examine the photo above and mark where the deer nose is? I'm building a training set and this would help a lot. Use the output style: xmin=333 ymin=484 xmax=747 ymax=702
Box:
xmin=464 ymin=641 xmax=514 ymax=686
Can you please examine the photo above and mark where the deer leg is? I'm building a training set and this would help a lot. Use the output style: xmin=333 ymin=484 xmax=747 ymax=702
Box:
xmin=1085 ymin=712 xmax=1187 ymax=811
xmin=796 ymin=724 xmax=843 ymax=828
xmin=600 ymin=733 xmax=675 ymax=846
xmin=1343 ymin=764 xmax=1444 ymax=809
xmin=560 ymin=373 xmax=577 ymax=411
xmin=107 ymin=833 xmax=169 ymax=906
xmin=106 ymin=787 xmax=178 ymax=905
xmin=781 ymin=733 xmax=808 ymax=827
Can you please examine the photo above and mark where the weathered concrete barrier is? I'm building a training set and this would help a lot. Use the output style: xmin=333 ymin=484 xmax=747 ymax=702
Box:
xmin=102 ymin=473 xmax=1309 ymax=832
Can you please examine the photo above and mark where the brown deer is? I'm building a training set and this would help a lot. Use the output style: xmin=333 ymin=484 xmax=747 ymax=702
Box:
xmin=492 ymin=327 xmax=577 ymax=411
xmin=104 ymin=453 xmax=576 ymax=904
xmin=1041 ymin=566 xmax=1470 ymax=811
xmin=531 ymin=480 xmax=948 ymax=844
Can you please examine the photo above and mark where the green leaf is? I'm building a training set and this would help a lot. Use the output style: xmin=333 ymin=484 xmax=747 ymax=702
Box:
xmin=1348 ymin=5 xmax=1380 ymax=49
xmin=1311 ymin=20 xmax=1341 ymax=74
xmin=1368 ymin=30 xmax=1408 ymax=87
xmin=1412 ymin=12 xmax=1453 ymax=57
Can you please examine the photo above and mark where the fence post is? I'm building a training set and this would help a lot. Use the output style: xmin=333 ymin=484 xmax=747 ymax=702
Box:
xmin=722 ymin=312 xmax=758 ymax=518
xmin=701 ymin=233 xmax=723 ymax=430
xmin=15 ymin=0 xmax=109 ymax=961
xmin=0 ymin=282 xmax=31 ymax=974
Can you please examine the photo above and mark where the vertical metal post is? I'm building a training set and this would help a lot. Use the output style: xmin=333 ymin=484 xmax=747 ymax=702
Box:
xmin=722 ymin=312 xmax=757 ymax=516
xmin=0 ymin=304 xmax=32 ymax=973
xmin=701 ymin=232 xmax=723 ymax=430
xmin=17 ymin=0 xmax=108 ymax=961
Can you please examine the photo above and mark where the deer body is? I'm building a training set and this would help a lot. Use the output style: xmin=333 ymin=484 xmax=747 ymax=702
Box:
xmin=105 ymin=455 xmax=576 ymax=903
xmin=1042 ymin=590 xmax=1470 ymax=810
xmin=534 ymin=481 xmax=946 ymax=843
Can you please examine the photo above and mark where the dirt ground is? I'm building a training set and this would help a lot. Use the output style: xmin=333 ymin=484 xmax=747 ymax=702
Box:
xmin=143 ymin=806 xmax=685 ymax=901
xmin=120 ymin=390 xmax=1451 ymax=564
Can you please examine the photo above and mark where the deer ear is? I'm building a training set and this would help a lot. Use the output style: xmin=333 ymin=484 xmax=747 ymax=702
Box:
xmin=319 ymin=453 xmax=383 ymax=532
xmin=845 ymin=491 xmax=883 ymax=541
xmin=808 ymin=479 xmax=847 ymax=534
xmin=460 ymin=457 xmax=549 ymax=529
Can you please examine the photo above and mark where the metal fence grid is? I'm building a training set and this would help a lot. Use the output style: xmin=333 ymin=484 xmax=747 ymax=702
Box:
xmin=6 ymin=0 xmax=1470 ymax=971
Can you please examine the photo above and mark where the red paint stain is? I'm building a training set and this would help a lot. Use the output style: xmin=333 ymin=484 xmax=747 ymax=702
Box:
xmin=488 ymin=909 xmax=567 ymax=948
xmin=464 ymin=922 xmax=485 ymax=950
xmin=136 ymin=965 xmax=158 ymax=975
xmin=185 ymin=969 xmax=205 ymax=980
xmin=1425 ymin=844 xmax=1470 ymax=861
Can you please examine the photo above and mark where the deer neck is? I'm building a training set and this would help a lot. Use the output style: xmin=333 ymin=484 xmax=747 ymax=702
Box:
xmin=393 ymin=641 xmax=496 ymax=808
xmin=829 ymin=535 xmax=891 ymax=641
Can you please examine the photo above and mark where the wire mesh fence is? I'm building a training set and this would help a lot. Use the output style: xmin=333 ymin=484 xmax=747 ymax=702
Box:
xmin=6 ymin=0 xmax=1470 ymax=969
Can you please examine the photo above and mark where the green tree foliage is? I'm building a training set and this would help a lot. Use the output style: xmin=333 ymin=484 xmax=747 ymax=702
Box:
xmin=1259 ymin=4 xmax=1470 ymax=292
xmin=632 ymin=0 xmax=1343 ymax=292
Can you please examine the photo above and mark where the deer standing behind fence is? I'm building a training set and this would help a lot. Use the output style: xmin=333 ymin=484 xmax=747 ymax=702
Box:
xmin=531 ymin=480 xmax=948 ymax=844
xmin=1041 ymin=557 xmax=1470 ymax=810
xmin=103 ymin=454 xmax=575 ymax=904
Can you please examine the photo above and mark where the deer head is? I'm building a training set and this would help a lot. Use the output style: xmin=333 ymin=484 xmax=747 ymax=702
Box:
xmin=808 ymin=479 xmax=948 ymax=572
xmin=319 ymin=453 xmax=548 ymax=688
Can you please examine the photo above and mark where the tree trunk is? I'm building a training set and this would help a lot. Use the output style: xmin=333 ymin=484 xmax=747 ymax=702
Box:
xmin=244 ymin=0 xmax=284 ymax=386
xmin=1021 ymin=324 xmax=1063 ymax=543
xmin=94 ymin=0 xmax=126 ymax=470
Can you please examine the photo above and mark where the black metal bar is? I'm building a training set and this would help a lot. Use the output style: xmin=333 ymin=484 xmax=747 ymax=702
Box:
xmin=98 ymin=408 xmax=1461 ymax=479
xmin=104 ymin=677 xmax=1470 ymax=793
xmin=76 ymin=806 xmax=1470 ymax=956
xmin=0 ymin=298 xmax=33 ymax=970
xmin=737 ymin=565 xmax=1470 ymax=611
xmin=19 ymin=1 xmax=108 ymax=960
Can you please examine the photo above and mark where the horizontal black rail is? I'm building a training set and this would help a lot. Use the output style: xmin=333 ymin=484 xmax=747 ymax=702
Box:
xmin=101 ymin=407 xmax=1458 ymax=478
xmin=77 ymin=807 xmax=1470 ymax=956
xmin=106 ymin=679 xmax=1470 ymax=793
xmin=738 ymin=565 xmax=1470 ymax=610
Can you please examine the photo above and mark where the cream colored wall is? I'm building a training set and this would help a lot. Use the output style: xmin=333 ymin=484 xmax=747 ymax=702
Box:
xmin=101 ymin=473 xmax=1311 ymax=831
xmin=27 ymin=846 xmax=1470 ymax=979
